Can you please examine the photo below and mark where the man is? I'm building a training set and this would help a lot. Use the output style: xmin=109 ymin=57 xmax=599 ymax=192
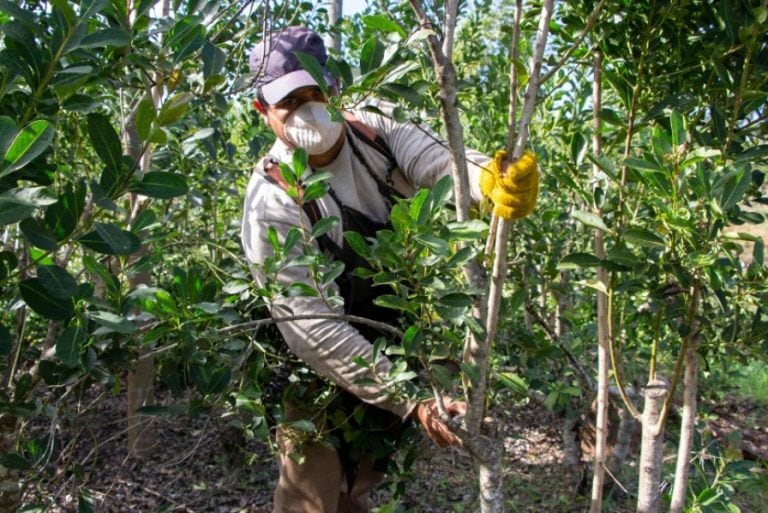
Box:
xmin=241 ymin=26 xmax=537 ymax=513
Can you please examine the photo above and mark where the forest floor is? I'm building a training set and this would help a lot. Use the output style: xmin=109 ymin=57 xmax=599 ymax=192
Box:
xmin=22 ymin=388 xmax=627 ymax=513
xmin=20 ymin=384 xmax=768 ymax=513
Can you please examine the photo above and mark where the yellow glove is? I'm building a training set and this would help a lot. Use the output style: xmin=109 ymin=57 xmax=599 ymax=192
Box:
xmin=480 ymin=149 xmax=539 ymax=220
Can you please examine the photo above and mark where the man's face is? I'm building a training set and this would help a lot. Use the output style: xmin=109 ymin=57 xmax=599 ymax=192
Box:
xmin=259 ymin=86 xmax=328 ymax=144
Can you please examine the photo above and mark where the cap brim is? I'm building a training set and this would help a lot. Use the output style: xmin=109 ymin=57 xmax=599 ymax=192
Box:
xmin=261 ymin=69 xmax=335 ymax=104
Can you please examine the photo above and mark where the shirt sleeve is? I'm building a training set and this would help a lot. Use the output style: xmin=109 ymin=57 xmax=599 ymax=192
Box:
xmin=355 ymin=106 xmax=491 ymax=203
xmin=241 ymin=174 xmax=416 ymax=419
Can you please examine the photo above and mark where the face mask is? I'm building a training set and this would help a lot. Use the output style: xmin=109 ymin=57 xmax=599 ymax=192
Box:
xmin=283 ymin=101 xmax=344 ymax=155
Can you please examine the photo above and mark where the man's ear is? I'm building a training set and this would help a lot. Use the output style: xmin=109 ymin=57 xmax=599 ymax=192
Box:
xmin=252 ymin=99 xmax=268 ymax=116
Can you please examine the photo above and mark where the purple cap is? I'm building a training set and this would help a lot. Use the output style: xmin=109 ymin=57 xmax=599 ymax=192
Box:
xmin=249 ymin=26 xmax=335 ymax=104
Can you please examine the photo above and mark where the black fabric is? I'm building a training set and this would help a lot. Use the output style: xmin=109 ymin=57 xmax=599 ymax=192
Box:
xmin=303 ymin=196 xmax=399 ymax=340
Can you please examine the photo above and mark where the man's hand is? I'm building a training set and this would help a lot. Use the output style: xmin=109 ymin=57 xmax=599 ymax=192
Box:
xmin=411 ymin=398 xmax=467 ymax=448
xmin=480 ymin=150 xmax=539 ymax=220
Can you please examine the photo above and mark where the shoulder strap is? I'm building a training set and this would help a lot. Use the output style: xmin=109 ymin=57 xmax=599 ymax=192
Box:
xmin=261 ymin=154 xmax=344 ymax=259
xmin=342 ymin=112 xmax=399 ymax=173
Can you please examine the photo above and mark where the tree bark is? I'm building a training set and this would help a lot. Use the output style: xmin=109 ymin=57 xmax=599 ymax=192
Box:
xmin=324 ymin=0 xmax=342 ymax=52
xmin=590 ymin=49 xmax=609 ymax=513
xmin=637 ymin=379 xmax=669 ymax=513
xmin=669 ymin=282 xmax=701 ymax=513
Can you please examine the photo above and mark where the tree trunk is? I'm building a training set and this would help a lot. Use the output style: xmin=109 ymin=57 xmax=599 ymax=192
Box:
xmin=637 ymin=379 xmax=669 ymax=513
xmin=127 ymin=351 xmax=156 ymax=458
xmin=589 ymin=48 xmax=609 ymax=513
xmin=669 ymin=321 xmax=700 ymax=512
xmin=668 ymin=346 xmax=697 ymax=513
xmin=325 ymin=0 xmax=343 ymax=52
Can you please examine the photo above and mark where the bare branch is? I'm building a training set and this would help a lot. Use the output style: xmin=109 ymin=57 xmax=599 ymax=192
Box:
xmin=539 ymin=0 xmax=608 ymax=84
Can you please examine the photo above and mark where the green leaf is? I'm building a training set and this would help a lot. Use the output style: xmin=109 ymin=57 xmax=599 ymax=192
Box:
xmin=135 ymin=98 xmax=155 ymax=141
xmin=373 ymin=294 xmax=410 ymax=311
xmin=362 ymin=14 xmax=407 ymax=38
xmin=20 ymin=217 xmax=58 ymax=250
xmin=289 ymin=420 xmax=316 ymax=433
xmin=157 ymin=93 xmax=193 ymax=125
xmin=445 ymin=246 xmax=477 ymax=268
xmin=624 ymin=228 xmax=667 ymax=248
xmin=0 ymin=251 xmax=19 ymax=281
xmin=291 ymin=147 xmax=308 ymax=177
xmin=571 ymin=210 xmax=611 ymax=233
xmin=558 ymin=252 xmax=603 ymax=270
xmin=359 ymin=38 xmax=385 ymax=75
xmin=410 ymin=189 xmax=431 ymax=224
xmin=447 ymin=220 xmax=488 ymax=240
xmin=79 ymin=0 xmax=109 ymax=19
xmin=0 ymin=116 xmax=17 ymax=158
xmin=0 ymin=187 xmax=57 ymax=226
xmin=279 ymin=163 xmax=297 ymax=187
xmin=38 ymin=265 xmax=78 ymax=299
xmin=753 ymin=238 xmax=764 ymax=267
xmin=78 ymin=28 xmax=129 ymax=48
xmin=438 ymin=292 xmax=472 ymax=308
xmin=78 ymin=492 xmax=95 ymax=513
xmin=733 ymin=144 xmax=768 ymax=162
xmin=378 ymin=82 xmax=422 ymax=106
xmin=670 ymin=111 xmax=685 ymax=148
xmin=344 ymin=231 xmax=371 ymax=258
xmin=0 ymin=453 xmax=31 ymax=471
xmin=293 ymin=52 xmax=328 ymax=95
xmin=321 ymin=261 xmax=345 ymax=287
xmin=496 ymin=371 xmax=528 ymax=394
xmin=202 ymin=41 xmax=226 ymax=80
xmin=167 ymin=16 xmax=206 ymax=62
xmin=311 ymin=216 xmax=339 ymax=240
xmin=78 ymin=223 xmax=141 ymax=255
xmin=719 ymin=165 xmax=752 ymax=210
xmin=19 ymin=278 xmax=74 ymax=320
xmin=625 ymin=157 xmax=662 ymax=172
xmin=414 ymin=234 xmax=450 ymax=255
xmin=45 ymin=181 xmax=86 ymax=240
xmin=56 ymin=325 xmax=86 ymax=367
xmin=87 ymin=113 xmax=122 ymax=172
xmin=430 ymin=364 xmax=455 ymax=389
xmin=302 ymin=182 xmax=329 ymax=203
xmin=586 ymin=153 xmax=619 ymax=181
xmin=87 ymin=311 xmax=137 ymax=334
xmin=1 ymin=119 xmax=53 ymax=177
xmin=130 ymin=171 xmax=188 ymax=199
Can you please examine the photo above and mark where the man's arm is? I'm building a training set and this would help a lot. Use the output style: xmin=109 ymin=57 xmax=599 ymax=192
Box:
xmin=242 ymin=175 xmax=414 ymax=419
xmin=355 ymin=107 xmax=491 ymax=201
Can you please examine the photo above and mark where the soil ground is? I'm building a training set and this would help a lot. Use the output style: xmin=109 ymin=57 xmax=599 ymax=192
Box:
xmin=21 ymin=389 xmax=625 ymax=513
xmin=17 ymin=379 xmax=768 ymax=513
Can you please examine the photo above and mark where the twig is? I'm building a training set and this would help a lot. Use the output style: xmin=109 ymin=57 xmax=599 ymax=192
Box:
xmin=539 ymin=0 xmax=608 ymax=84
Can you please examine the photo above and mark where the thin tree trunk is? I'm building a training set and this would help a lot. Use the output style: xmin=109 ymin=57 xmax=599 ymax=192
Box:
xmin=608 ymin=398 xmax=639 ymax=476
xmin=407 ymin=0 xmax=553 ymax=510
xmin=324 ymin=0 xmax=342 ymax=52
xmin=590 ymin=49 xmax=609 ymax=513
xmin=122 ymin=0 xmax=169 ymax=459
xmin=637 ymin=379 xmax=669 ymax=513
xmin=668 ymin=343 xmax=697 ymax=513
xmin=669 ymin=282 xmax=701 ymax=513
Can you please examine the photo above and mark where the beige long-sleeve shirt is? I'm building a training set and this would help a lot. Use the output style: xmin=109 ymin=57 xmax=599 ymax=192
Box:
xmin=241 ymin=106 xmax=489 ymax=419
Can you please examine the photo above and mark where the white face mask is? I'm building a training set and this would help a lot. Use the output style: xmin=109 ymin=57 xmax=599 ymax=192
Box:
xmin=282 ymin=101 xmax=344 ymax=155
